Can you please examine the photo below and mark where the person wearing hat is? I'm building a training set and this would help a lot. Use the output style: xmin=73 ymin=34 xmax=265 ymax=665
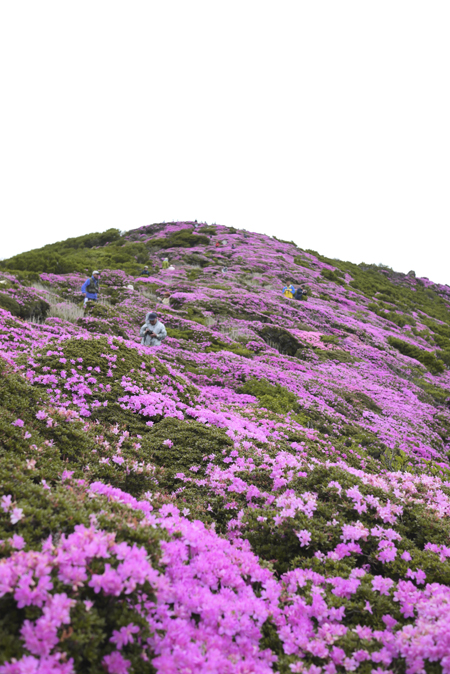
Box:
xmin=81 ymin=271 xmax=100 ymax=307
xmin=139 ymin=265 xmax=151 ymax=277
xmin=162 ymin=258 xmax=170 ymax=270
xmin=140 ymin=311 xmax=167 ymax=346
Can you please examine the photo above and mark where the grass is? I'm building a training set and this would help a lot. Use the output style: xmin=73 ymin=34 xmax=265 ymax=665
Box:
xmin=47 ymin=301 xmax=84 ymax=322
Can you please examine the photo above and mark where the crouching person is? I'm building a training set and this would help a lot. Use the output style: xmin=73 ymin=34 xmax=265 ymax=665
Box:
xmin=140 ymin=312 xmax=167 ymax=346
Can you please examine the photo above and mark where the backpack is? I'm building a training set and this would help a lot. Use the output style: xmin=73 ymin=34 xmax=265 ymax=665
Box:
xmin=83 ymin=277 xmax=99 ymax=293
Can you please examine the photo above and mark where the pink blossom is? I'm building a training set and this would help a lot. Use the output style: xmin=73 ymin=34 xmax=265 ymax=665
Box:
xmin=10 ymin=508 xmax=24 ymax=524
xmin=1 ymin=495 xmax=12 ymax=513
xmin=11 ymin=534 xmax=25 ymax=550
xmin=295 ymin=529 xmax=312 ymax=547
xmin=103 ymin=652 xmax=131 ymax=674
xmin=110 ymin=623 xmax=139 ymax=649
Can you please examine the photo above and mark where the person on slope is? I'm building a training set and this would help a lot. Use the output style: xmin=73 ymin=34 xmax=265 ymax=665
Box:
xmin=162 ymin=258 xmax=170 ymax=270
xmin=293 ymin=286 xmax=307 ymax=301
xmin=282 ymin=284 xmax=295 ymax=299
xmin=81 ymin=271 xmax=100 ymax=308
xmin=140 ymin=312 xmax=167 ymax=347
xmin=139 ymin=266 xmax=151 ymax=277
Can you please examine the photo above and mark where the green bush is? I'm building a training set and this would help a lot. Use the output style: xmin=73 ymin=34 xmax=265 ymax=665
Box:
xmin=0 ymin=292 xmax=49 ymax=320
xmin=149 ymin=229 xmax=209 ymax=250
xmin=387 ymin=336 xmax=446 ymax=374
xmin=320 ymin=334 xmax=339 ymax=345
xmin=28 ymin=335 xmax=198 ymax=437
xmin=167 ymin=327 xmax=252 ymax=357
xmin=0 ymin=459 xmax=163 ymax=670
xmin=0 ymin=230 xmax=155 ymax=275
xmin=321 ymin=269 xmax=346 ymax=286
xmin=240 ymin=463 xmax=450 ymax=578
xmin=238 ymin=377 xmax=299 ymax=414
xmin=140 ymin=417 xmax=233 ymax=491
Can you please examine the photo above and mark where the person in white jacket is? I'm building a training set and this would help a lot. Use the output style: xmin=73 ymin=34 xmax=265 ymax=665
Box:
xmin=140 ymin=312 xmax=167 ymax=346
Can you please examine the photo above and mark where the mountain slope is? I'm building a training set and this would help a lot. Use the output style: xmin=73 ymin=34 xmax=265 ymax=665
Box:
xmin=1 ymin=221 xmax=450 ymax=672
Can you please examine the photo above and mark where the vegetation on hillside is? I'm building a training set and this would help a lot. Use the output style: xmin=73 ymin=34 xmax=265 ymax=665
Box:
xmin=1 ymin=221 xmax=450 ymax=672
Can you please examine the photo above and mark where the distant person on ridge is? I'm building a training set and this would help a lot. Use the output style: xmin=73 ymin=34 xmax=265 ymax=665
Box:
xmin=162 ymin=258 xmax=170 ymax=269
xmin=140 ymin=312 xmax=167 ymax=347
xmin=81 ymin=271 xmax=100 ymax=308
xmin=282 ymin=284 xmax=295 ymax=299
xmin=140 ymin=266 xmax=151 ymax=276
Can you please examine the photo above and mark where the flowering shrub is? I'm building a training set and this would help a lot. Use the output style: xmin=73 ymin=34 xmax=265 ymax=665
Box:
xmin=1 ymin=222 xmax=450 ymax=671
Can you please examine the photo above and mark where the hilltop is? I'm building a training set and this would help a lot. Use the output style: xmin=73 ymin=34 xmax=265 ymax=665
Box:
xmin=1 ymin=221 xmax=450 ymax=673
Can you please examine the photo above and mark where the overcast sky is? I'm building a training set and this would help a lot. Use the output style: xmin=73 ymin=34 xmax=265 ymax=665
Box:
xmin=1 ymin=1 xmax=449 ymax=284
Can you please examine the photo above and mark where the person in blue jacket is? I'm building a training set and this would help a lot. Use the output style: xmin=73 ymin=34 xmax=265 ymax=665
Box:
xmin=81 ymin=271 xmax=100 ymax=307
xmin=282 ymin=284 xmax=296 ymax=299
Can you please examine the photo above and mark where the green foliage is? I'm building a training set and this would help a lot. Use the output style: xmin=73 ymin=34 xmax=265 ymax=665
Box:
xmin=415 ymin=378 xmax=450 ymax=405
xmin=238 ymin=378 xmax=299 ymax=414
xmin=186 ymin=268 xmax=202 ymax=281
xmin=0 ymin=292 xmax=49 ymax=321
xmin=149 ymin=229 xmax=209 ymax=250
xmin=258 ymin=326 xmax=303 ymax=356
xmin=387 ymin=336 xmax=446 ymax=374
xmin=167 ymin=326 xmax=252 ymax=357
xmin=240 ymin=463 xmax=450 ymax=579
xmin=197 ymin=226 xmax=217 ymax=234
xmin=367 ymin=303 xmax=410 ymax=327
xmin=316 ymin=349 xmax=357 ymax=364
xmin=0 ymin=460 xmax=163 ymax=670
xmin=321 ymin=269 xmax=346 ymax=286
xmin=320 ymin=334 xmax=340 ymax=345
xmin=0 ymin=229 xmax=127 ymax=274
xmin=141 ymin=417 xmax=232 ymax=492
xmin=28 ymin=336 xmax=197 ymax=439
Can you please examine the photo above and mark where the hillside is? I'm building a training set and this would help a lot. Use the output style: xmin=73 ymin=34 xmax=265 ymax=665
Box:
xmin=1 ymin=221 xmax=450 ymax=673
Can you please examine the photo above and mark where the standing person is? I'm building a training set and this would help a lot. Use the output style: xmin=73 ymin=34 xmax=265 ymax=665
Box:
xmin=81 ymin=271 xmax=100 ymax=308
xmin=140 ymin=312 xmax=167 ymax=346
xmin=139 ymin=266 xmax=151 ymax=277
xmin=162 ymin=258 xmax=170 ymax=269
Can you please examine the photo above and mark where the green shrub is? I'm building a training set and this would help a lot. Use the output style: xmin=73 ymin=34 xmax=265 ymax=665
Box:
xmin=0 ymin=462 xmax=163 ymax=670
xmin=387 ymin=336 xmax=446 ymax=374
xmin=238 ymin=378 xmax=299 ymax=414
xmin=0 ymin=292 xmax=49 ymax=320
xmin=140 ymin=417 xmax=233 ymax=492
xmin=437 ymin=349 xmax=450 ymax=367
xmin=149 ymin=229 xmax=209 ymax=250
xmin=257 ymin=326 xmax=303 ymax=356
xmin=240 ymin=463 xmax=450 ymax=577
xmin=28 ymin=336 xmax=197 ymax=436
xmin=321 ymin=269 xmax=346 ymax=286
xmin=320 ymin=335 xmax=339 ymax=345
xmin=197 ymin=226 xmax=217 ymax=234
xmin=167 ymin=327 xmax=252 ymax=357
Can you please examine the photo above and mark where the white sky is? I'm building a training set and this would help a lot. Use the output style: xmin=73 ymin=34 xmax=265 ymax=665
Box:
xmin=1 ymin=1 xmax=449 ymax=284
